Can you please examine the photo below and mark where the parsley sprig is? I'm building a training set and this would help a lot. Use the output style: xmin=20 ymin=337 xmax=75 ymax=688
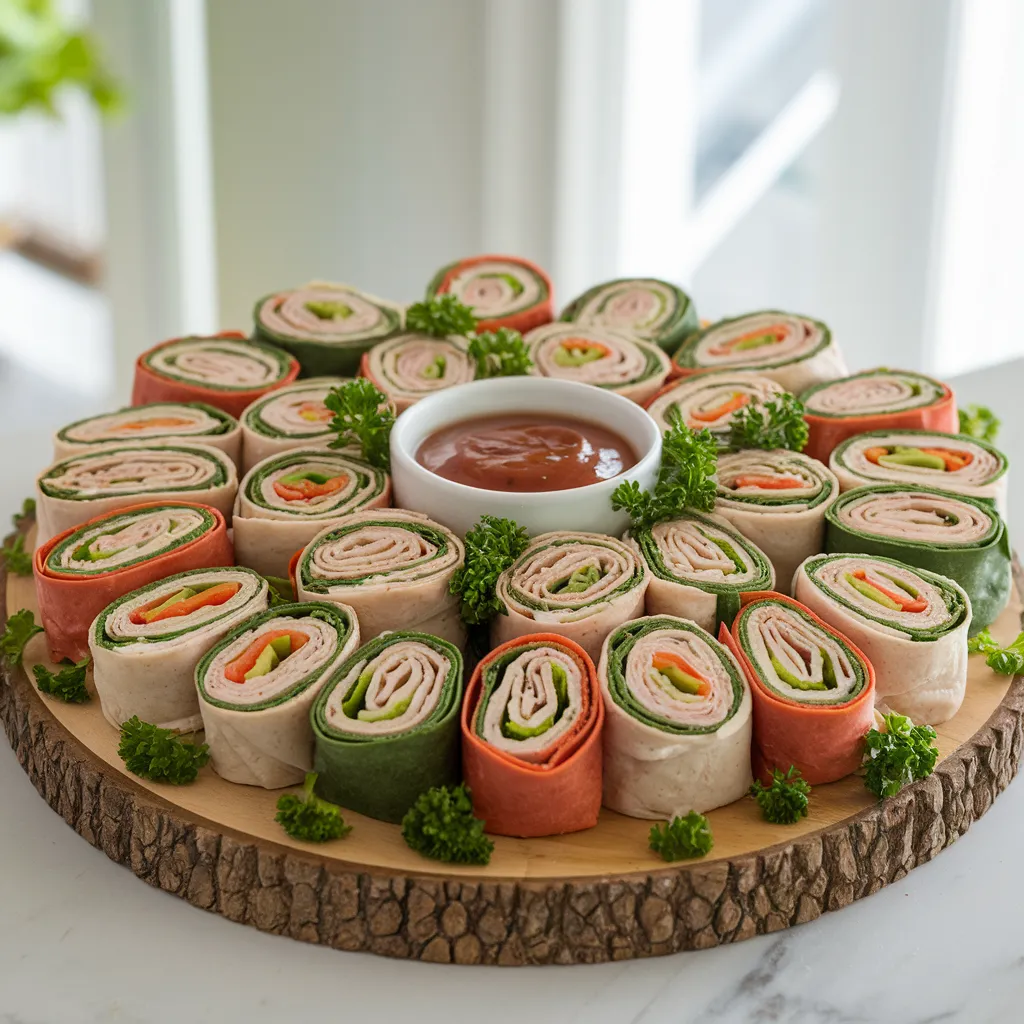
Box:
xmin=612 ymin=409 xmax=718 ymax=530
xmin=401 ymin=783 xmax=493 ymax=865
xmin=406 ymin=295 xmax=478 ymax=338
xmin=467 ymin=328 xmax=533 ymax=378
xmin=750 ymin=766 xmax=811 ymax=824
xmin=12 ymin=497 xmax=35 ymax=528
xmin=958 ymin=404 xmax=1000 ymax=444
xmin=1 ymin=533 xmax=32 ymax=576
xmin=1 ymin=609 xmax=43 ymax=666
xmin=325 ymin=378 xmax=395 ymax=472
xmin=449 ymin=514 xmax=530 ymax=626
xmin=862 ymin=712 xmax=938 ymax=799
xmin=117 ymin=716 xmax=209 ymax=784
xmin=648 ymin=811 xmax=714 ymax=861
xmin=275 ymin=772 xmax=352 ymax=842
xmin=968 ymin=628 xmax=1024 ymax=675
xmin=728 ymin=393 xmax=809 ymax=452
xmin=33 ymin=656 xmax=90 ymax=703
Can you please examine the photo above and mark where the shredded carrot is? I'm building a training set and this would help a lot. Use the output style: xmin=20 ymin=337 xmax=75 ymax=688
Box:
xmin=130 ymin=582 xmax=241 ymax=625
xmin=224 ymin=629 xmax=309 ymax=683
xmin=691 ymin=392 xmax=749 ymax=422
xmin=919 ymin=447 xmax=973 ymax=472
xmin=651 ymin=651 xmax=711 ymax=696
xmin=296 ymin=401 xmax=332 ymax=423
xmin=851 ymin=569 xmax=927 ymax=613
xmin=733 ymin=474 xmax=803 ymax=490
xmin=273 ymin=473 xmax=347 ymax=501
xmin=863 ymin=446 xmax=889 ymax=466
xmin=707 ymin=325 xmax=786 ymax=357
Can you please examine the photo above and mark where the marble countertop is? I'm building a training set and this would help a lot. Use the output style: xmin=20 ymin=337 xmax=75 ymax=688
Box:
xmin=2 ymin=361 xmax=1022 ymax=1024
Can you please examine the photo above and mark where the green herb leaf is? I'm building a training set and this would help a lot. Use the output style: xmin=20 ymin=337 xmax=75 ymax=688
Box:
xmin=449 ymin=514 xmax=530 ymax=625
xmin=401 ymin=782 xmax=493 ymax=865
xmin=1 ymin=533 xmax=32 ymax=576
xmin=33 ymin=656 xmax=90 ymax=703
xmin=263 ymin=575 xmax=295 ymax=607
xmin=749 ymin=765 xmax=811 ymax=824
xmin=967 ymin=627 xmax=1001 ymax=655
xmin=0 ymin=609 xmax=43 ymax=666
xmin=324 ymin=378 xmax=395 ymax=472
xmin=468 ymin=328 xmax=533 ymax=378
xmin=275 ymin=772 xmax=352 ymax=842
xmin=117 ymin=716 xmax=209 ymax=784
xmin=958 ymin=404 xmax=1000 ymax=443
xmin=648 ymin=811 xmax=714 ymax=861
xmin=612 ymin=409 xmax=718 ymax=530
xmin=862 ymin=712 xmax=938 ymax=799
xmin=12 ymin=497 xmax=35 ymax=528
xmin=405 ymin=295 xmax=477 ymax=338
xmin=967 ymin=628 xmax=1024 ymax=675
xmin=728 ymin=393 xmax=809 ymax=452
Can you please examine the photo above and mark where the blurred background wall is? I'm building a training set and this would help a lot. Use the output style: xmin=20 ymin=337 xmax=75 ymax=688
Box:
xmin=0 ymin=0 xmax=1021 ymax=419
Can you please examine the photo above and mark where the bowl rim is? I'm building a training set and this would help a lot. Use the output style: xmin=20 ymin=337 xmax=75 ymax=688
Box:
xmin=389 ymin=377 xmax=663 ymax=503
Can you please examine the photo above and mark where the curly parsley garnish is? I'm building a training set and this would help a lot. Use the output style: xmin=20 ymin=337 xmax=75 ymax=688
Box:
xmin=863 ymin=712 xmax=938 ymax=799
xmin=33 ymin=657 xmax=90 ymax=703
xmin=325 ymin=378 xmax=395 ymax=472
xmin=406 ymin=295 xmax=478 ymax=338
xmin=1 ymin=609 xmax=43 ymax=666
xmin=468 ymin=328 xmax=533 ymax=378
xmin=449 ymin=514 xmax=530 ymax=626
xmin=1 ymin=533 xmax=32 ymax=576
xmin=750 ymin=766 xmax=811 ymax=824
xmin=117 ymin=716 xmax=209 ymax=784
xmin=401 ymin=783 xmax=493 ymax=865
xmin=649 ymin=811 xmax=714 ymax=861
xmin=728 ymin=393 xmax=809 ymax=452
xmin=275 ymin=772 xmax=352 ymax=842
xmin=967 ymin=628 xmax=1024 ymax=676
xmin=958 ymin=404 xmax=1000 ymax=444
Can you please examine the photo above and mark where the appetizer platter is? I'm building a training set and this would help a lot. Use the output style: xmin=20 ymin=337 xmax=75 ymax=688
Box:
xmin=2 ymin=256 xmax=1022 ymax=967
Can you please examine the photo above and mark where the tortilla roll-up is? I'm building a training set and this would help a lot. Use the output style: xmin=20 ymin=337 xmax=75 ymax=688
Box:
xmin=253 ymin=282 xmax=404 ymax=377
xmin=599 ymin=615 xmax=752 ymax=818
xmin=825 ymin=484 xmax=1011 ymax=633
xmin=492 ymin=531 xmax=649 ymax=662
xmin=794 ymin=554 xmax=969 ymax=724
xmin=54 ymin=403 xmax=241 ymax=466
xmin=89 ymin=567 xmax=269 ymax=733
xmin=461 ymin=634 xmax=603 ymax=837
xmin=671 ymin=311 xmax=847 ymax=393
xmin=559 ymin=278 xmax=698 ymax=353
xmin=311 ymin=631 xmax=463 ymax=822
xmin=233 ymin=448 xmax=391 ymax=578
xmin=238 ymin=377 xmax=349 ymax=473
xmin=714 ymin=449 xmax=839 ymax=594
xmin=33 ymin=502 xmax=232 ymax=663
xmin=523 ymin=323 xmax=671 ymax=405
xmin=830 ymin=429 xmax=1008 ymax=517
xmin=800 ymin=368 xmax=957 ymax=464
xmin=296 ymin=508 xmax=465 ymax=647
xmin=132 ymin=333 xmax=300 ymax=418
xmin=196 ymin=602 xmax=360 ymax=788
xmin=35 ymin=442 xmax=237 ymax=546
xmin=645 ymin=372 xmax=788 ymax=446
xmin=632 ymin=511 xmax=775 ymax=631
xmin=722 ymin=592 xmax=875 ymax=785
xmin=361 ymin=333 xmax=474 ymax=413
xmin=426 ymin=254 xmax=553 ymax=334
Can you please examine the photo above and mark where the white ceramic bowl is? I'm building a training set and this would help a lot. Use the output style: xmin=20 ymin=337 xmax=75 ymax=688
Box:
xmin=390 ymin=377 xmax=662 ymax=536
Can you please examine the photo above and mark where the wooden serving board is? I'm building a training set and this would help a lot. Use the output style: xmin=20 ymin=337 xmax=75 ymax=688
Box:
xmin=3 ymin=524 xmax=1022 ymax=966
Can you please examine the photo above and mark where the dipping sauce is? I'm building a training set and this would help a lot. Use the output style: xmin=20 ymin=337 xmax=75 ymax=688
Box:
xmin=416 ymin=413 xmax=638 ymax=492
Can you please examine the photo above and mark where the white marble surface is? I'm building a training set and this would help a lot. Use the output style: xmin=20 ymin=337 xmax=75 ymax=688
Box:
xmin=1 ymin=361 xmax=1023 ymax=1024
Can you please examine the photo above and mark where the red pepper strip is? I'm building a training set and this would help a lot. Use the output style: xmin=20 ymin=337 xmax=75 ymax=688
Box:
xmin=733 ymin=474 xmax=804 ymax=490
xmin=273 ymin=474 xmax=348 ymax=502
xmin=116 ymin=416 xmax=194 ymax=432
xmin=130 ymin=582 xmax=241 ymax=625
xmin=851 ymin=569 xmax=927 ymax=613
xmin=862 ymin=446 xmax=889 ymax=466
xmin=651 ymin=651 xmax=711 ymax=697
xmin=297 ymin=401 xmax=332 ymax=423
xmin=919 ymin=447 xmax=973 ymax=472
xmin=562 ymin=339 xmax=612 ymax=357
xmin=224 ymin=629 xmax=309 ymax=683
xmin=707 ymin=325 xmax=787 ymax=356
xmin=690 ymin=392 xmax=749 ymax=422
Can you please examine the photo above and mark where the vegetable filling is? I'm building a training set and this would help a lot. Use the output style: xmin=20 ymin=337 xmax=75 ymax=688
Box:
xmin=225 ymin=629 xmax=309 ymax=683
xmin=129 ymin=581 xmax=241 ymax=624
xmin=273 ymin=470 xmax=349 ymax=501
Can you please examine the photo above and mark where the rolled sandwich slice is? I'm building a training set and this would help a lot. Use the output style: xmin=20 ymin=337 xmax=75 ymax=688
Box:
xmin=795 ymin=554 xmax=970 ymax=725
xmin=361 ymin=333 xmax=474 ymax=413
xmin=559 ymin=278 xmax=698 ymax=353
xmin=800 ymin=368 xmax=957 ymax=464
xmin=672 ymin=311 xmax=847 ymax=394
xmin=492 ymin=531 xmax=649 ymax=663
xmin=426 ymin=254 xmax=553 ymax=334
xmin=722 ymin=593 xmax=875 ymax=785
xmin=825 ymin=484 xmax=1011 ymax=633
xmin=645 ymin=372 xmax=787 ymax=445
xmin=295 ymin=508 xmax=465 ymax=647
xmin=90 ymin=567 xmax=269 ymax=733
xmin=35 ymin=442 xmax=237 ymax=546
xmin=714 ymin=449 xmax=839 ymax=594
xmin=523 ymin=322 xmax=671 ymax=405
xmin=461 ymin=634 xmax=604 ymax=837
xmin=632 ymin=511 xmax=775 ymax=631
xmin=311 ymin=632 xmax=463 ymax=822
xmin=196 ymin=602 xmax=360 ymax=788
xmin=33 ymin=502 xmax=233 ymax=663
xmin=132 ymin=333 xmax=300 ymax=418
xmin=54 ymin=403 xmax=241 ymax=466
xmin=238 ymin=377 xmax=349 ymax=473
xmin=599 ymin=615 xmax=752 ymax=819
xmin=233 ymin=448 xmax=391 ymax=578
xmin=254 ymin=282 xmax=404 ymax=377
xmin=830 ymin=429 xmax=1008 ymax=517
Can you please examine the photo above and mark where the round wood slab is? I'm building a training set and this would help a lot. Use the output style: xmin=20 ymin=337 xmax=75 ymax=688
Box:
xmin=3 ymin=525 xmax=1022 ymax=965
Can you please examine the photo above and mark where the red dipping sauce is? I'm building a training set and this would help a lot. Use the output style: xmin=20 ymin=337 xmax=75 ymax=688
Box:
xmin=416 ymin=413 xmax=638 ymax=492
